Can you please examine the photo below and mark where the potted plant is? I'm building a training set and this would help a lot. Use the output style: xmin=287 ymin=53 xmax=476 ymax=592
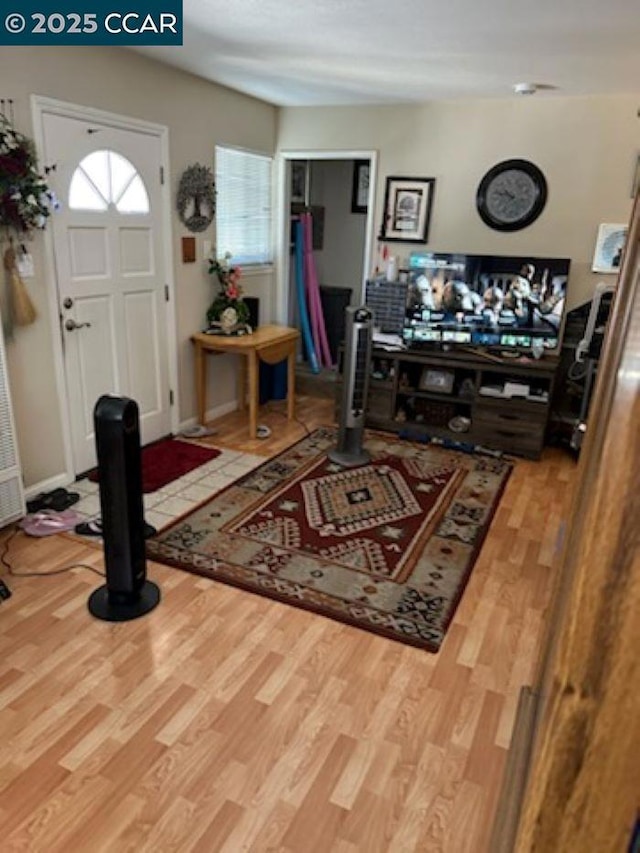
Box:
xmin=206 ymin=252 xmax=251 ymax=334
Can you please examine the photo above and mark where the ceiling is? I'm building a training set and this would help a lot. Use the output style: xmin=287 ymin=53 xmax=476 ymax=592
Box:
xmin=134 ymin=0 xmax=640 ymax=107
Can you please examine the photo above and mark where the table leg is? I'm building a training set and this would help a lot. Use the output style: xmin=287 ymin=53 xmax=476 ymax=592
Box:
xmin=287 ymin=344 xmax=295 ymax=422
xmin=248 ymin=352 xmax=258 ymax=439
xmin=237 ymin=355 xmax=246 ymax=411
xmin=195 ymin=342 xmax=206 ymax=425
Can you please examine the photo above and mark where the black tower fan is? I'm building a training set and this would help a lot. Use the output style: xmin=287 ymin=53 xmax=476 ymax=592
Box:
xmin=87 ymin=395 xmax=160 ymax=621
xmin=329 ymin=306 xmax=373 ymax=467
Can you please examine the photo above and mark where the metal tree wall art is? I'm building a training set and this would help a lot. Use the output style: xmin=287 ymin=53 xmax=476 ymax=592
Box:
xmin=176 ymin=164 xmax=216 ymax=232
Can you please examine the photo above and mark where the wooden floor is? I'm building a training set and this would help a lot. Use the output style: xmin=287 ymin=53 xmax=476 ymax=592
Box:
xmin=193 ymin=395 xmax=331 ymax=456
xmin=0 ymin=395 xmax=577 ymax=852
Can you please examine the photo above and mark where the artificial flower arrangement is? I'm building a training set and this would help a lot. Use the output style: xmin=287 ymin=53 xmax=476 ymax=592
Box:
xmin=206 ymin=251 xmax=251 ymax=333
xmin=0 ymin=115 xmax=58 ymax=236
xmin=0 ymin=113 xmax=59 ymax=331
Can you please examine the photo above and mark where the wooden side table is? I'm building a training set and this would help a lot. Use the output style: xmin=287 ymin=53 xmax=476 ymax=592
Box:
xmin=191 ymin=325 xmax=300 ymax=439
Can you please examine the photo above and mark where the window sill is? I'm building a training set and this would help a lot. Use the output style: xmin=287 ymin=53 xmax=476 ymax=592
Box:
xmin=240 ymin=264 xmax=274 ymax=277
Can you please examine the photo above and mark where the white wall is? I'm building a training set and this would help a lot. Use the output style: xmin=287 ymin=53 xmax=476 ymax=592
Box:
xmin=278 ymin=96 xmax=638 ymax=310
xmin=0 ymin=47 xmax=277 ymax=489
xmin=309 ymin=160 xmax=366 ymax=298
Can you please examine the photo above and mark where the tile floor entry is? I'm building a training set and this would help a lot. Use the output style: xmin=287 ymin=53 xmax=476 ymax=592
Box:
xmin=73 ymin=447 xmax=265 ymax=536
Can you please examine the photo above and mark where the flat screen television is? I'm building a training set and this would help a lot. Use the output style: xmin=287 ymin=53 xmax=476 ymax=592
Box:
xmin=402 ymin=252 xmax=571 ymax=352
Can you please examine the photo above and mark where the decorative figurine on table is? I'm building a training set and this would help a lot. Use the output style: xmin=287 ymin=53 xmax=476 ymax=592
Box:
xmin=207 ymin=305 xmax=252 ymax=336
xmin=206 ymin=252 xmax=252 ymax=335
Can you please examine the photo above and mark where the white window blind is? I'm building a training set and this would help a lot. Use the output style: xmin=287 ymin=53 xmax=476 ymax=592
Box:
xmin=215 ymin=146 xmax=272 ymax=266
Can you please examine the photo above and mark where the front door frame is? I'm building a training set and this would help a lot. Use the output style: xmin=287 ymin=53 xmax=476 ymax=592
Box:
xmin=31 ymin=94 xmax=179 ymax=481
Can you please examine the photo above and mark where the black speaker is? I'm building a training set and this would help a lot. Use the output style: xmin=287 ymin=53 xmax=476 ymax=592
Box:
xmin=244 ymin=297 xmax=260 ymax=329
xmin=87 ymin=395 xmax=160 ymax=621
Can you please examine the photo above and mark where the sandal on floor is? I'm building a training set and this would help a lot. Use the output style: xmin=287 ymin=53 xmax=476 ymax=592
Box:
xmin=75 ymin=519 xmax=157 ymax=539
xmin=26 ymin=488 xmax=80 ymax=513
xmin=20 ymin=509 xmax=82 ymax=537
xmin=180 ymin=425 xmax=217 ymax=438
xmin=74 ymin=519 xmax=104 ymax=537
xmin=26 ymin=487 xmax=66 ymax=513
xmin=144 ymin=522 xmax=157 ymax=539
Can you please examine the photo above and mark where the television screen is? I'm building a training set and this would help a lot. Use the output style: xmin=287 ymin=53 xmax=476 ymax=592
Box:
xmin=402 ymin=252 xmax=571 ymax=352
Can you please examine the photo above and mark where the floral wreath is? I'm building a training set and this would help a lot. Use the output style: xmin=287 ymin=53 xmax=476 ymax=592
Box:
xmin=176 ymin=163 xmax=216 ymax=233
xmin=0 ymin=115 xmax=57 ymax=237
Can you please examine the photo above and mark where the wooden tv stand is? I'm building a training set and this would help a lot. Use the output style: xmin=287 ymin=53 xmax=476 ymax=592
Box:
xmin=339 ymin=345 xmax=559 ymax=459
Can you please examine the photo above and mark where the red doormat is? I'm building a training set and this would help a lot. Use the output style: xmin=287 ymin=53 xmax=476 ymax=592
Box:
xmin=88 ymin=437 xmax=221 ymax=493
xmin=146 ymin=428 xmax=511 ymax=651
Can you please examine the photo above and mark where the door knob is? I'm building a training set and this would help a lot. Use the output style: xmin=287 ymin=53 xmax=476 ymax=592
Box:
xmin=65 ymin=318 xmax=92 ymax=331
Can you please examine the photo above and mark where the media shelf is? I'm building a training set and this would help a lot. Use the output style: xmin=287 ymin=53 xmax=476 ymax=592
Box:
xmin=337 ymin=346 xmax=559 ymax=459
xmin=396 ymin=388 xmax=470 ymax=403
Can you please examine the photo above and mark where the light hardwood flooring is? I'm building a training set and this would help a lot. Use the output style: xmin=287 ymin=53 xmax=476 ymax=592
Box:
xmin=0 ymin=395 xmax=577 ymax=852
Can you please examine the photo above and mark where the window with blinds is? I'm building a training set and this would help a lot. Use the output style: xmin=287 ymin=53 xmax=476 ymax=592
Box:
xmin=214 ymin=146 xmax=273 ymax=266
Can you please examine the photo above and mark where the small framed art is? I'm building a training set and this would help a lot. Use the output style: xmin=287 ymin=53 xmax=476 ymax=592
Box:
xmin=291 ymin=160 xmax=309 ymax=204
xmin=380 ymin=176 xmax=435 ymax=243
xmin=351 ymin=160 xmax=370 ymax=213
xmin=592 ymin=223 xmax=628 ymax=274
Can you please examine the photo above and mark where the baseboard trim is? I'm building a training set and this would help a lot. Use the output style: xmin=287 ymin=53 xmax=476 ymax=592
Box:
xmin=178 ymin=399 xmax=239 ymax=435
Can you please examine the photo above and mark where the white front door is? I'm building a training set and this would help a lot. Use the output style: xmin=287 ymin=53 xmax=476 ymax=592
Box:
xmin=42 ymin=112 xmax=171 ymax=474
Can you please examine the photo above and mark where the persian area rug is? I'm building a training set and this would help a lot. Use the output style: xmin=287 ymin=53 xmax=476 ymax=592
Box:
xmin=146 ymin=428 xmax=512 ymax=651
xmin=88 ymin=437 xmax=221 ymax=493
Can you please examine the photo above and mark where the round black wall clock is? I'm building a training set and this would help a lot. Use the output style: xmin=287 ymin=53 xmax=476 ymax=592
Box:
xmin=476 ymin=159 xmax=547 ymax=231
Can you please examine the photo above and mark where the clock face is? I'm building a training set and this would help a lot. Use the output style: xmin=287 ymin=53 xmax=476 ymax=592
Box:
xmin=476 ymin=160 xmax=547 ymax=231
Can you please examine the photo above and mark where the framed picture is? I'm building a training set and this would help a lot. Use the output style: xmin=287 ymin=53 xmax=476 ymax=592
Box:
xmin=592 ymin=223 xmax=628 ymax=273
xmin=291 ymin=160 xmax=309 ymax=204
xmin=351 ymin=160 xmax=370 ymax=213
xmin=380 ymin=176 xmax=435 ymax=243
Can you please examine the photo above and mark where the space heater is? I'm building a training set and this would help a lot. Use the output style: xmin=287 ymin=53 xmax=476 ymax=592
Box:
xmin=329 ymin=306 xmax=373 ymax=467
xmin=87 ymin=395 xmax=160 ymax=621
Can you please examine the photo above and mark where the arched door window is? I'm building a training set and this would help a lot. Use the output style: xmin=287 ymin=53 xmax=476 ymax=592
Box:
xmin=69 ymin=150 xmax=150 ymax=213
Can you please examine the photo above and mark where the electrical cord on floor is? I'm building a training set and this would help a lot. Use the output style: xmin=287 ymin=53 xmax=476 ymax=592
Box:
xmin=0 ymin=525 xmax=105 ymax=581
xmin=264 ymin=404 xmax=311 ymax=436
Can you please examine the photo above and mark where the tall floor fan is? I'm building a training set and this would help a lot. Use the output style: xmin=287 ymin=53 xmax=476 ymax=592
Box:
xmin=87 ymin=395 xmax=160 ymax=622
xmin=329 ymin=306 xmax=373 ymax=467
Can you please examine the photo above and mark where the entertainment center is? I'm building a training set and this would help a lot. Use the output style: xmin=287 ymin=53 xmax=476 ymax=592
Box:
xmin=358 ymin=345 xmax=558 ymax=459
xmin=337 ymin=250 xmax=571 ymax=457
